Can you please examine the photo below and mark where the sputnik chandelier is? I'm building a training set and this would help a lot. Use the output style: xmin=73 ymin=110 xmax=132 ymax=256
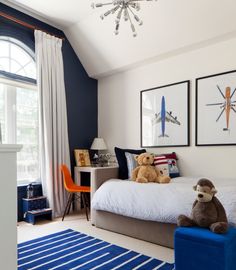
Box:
xmin=91 ymin=0 xmax=158 ymax=37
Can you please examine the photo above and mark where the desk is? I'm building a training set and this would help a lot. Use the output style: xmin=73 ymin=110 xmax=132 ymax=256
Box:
xmin=74 ymin=166 xmax=119 ymax=210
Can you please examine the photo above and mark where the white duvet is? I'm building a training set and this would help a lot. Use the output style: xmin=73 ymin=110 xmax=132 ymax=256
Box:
xmin=91 ymin=177 xmax=236 ymax=225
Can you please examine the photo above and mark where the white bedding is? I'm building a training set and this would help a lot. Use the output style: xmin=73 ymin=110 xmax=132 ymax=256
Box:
xmin=91 ymin=177 xmax=236 ymax=225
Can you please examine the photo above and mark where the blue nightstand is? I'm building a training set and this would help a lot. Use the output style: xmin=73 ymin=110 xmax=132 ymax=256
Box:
xmin=23 ymin=196 xmax=52 ymax=224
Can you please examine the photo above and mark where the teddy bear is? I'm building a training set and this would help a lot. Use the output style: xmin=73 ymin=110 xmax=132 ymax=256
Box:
xmin=131 ymin=152 xmax=171 ymax=184
xmin=177 ymin=178 xmax=228 ymax=234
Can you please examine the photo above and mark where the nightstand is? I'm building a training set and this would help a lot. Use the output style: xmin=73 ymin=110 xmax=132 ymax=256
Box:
xmin=22 ymin=196 xmax=52 ymax=224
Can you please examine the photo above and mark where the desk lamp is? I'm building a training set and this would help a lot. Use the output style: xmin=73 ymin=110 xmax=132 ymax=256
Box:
xmin=90 ymin=138 xmax=107 ymax=166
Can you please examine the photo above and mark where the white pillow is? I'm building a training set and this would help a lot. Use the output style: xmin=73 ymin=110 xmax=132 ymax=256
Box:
xmin=125 ymin=152 xmax=138 ymax=179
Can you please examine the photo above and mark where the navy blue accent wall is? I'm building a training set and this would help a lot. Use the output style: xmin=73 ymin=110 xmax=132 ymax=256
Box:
xmin=0 ymin=3 xmax=98 ymax=220
xmin=62 ymin=37 xmax=98 ymax=170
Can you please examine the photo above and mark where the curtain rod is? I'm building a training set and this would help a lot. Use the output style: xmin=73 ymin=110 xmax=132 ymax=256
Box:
xmin=0 ymin=11 xmax=65 ymax=40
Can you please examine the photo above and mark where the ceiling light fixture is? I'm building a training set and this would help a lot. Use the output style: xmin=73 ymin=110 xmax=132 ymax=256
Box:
xmin=91 ymin=0 xmax=158 ymax=37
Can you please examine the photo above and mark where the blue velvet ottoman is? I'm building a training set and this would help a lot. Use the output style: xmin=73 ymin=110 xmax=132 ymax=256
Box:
xmin=175 ymin=227 xmax=236 ymax=270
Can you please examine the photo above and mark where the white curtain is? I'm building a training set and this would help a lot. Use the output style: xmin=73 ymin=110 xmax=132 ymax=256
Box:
xmin=35 ymin=30 xmax=71 ymax=217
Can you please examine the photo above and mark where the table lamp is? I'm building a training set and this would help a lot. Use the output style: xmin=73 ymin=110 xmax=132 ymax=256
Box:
xmin=90 ymin=138 xmax=107 ymax=166
xmin=90 ymin=138 xmax=107 ymax=151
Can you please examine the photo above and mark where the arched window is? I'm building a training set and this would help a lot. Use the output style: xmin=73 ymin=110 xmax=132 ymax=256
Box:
xmin=0 ymin=37 xmax=36 ymax=79
xmin=0 ymin=37 xmax=39 ymax=184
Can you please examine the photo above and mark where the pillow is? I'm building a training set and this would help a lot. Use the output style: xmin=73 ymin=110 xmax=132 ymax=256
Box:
xmin=125 ymin=152 xmax=138 ymax=179
xmin=114 ymin=147 xmax=146 ymax=179
xmin=154 ymin=152 xmax=180 ymax=178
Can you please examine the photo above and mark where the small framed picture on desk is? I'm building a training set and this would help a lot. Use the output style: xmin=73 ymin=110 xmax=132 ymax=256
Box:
xmin=74 ymin=149 xmax=91 ymax=167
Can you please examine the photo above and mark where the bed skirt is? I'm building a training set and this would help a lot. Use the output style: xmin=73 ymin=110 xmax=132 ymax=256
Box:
xmin=93 ymin=210 xmax=176 ymax=248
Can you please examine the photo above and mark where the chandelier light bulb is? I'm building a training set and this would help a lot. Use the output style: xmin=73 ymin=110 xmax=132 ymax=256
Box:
xmin=131 ymin=23 xmax=137 ymax=37
xmin=92 ymin=0 xmax=157 ymax=37
xmin=115 ymin=22 xmax=120 ymax=35
xmin=104 ymin=10 xmax=111 ymax=16
xmin=135 ymin=3 xmax=141 ymax=11
xmin=124 ymin=8 xmax=129 ymax=21
xmin=115 ymin=7 xmax=123 ymax=23
xmin=93 ymin=3 xmax=104 ymax=8
xmin=134 ymin=14 xmax=143 ymax=26
xmin=112 ymin=6 xmax=120 ymax=14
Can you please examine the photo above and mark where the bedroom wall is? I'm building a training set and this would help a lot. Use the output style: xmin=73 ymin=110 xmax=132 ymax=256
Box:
xmin=98 ymin=37 xmax=236 ymax=178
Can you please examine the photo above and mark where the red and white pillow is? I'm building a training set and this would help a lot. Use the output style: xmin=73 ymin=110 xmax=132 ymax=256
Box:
xmin=154 ymin=152 xmax=180 ymax=178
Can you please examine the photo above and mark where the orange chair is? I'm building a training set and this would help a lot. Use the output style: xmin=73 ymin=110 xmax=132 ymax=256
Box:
xmin=60 ymin=164 xmax=91 ymax=221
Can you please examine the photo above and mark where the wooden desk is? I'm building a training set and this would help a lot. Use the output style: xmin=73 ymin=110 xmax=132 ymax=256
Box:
xmin=74 ymin=165 xmax=119 ymax=209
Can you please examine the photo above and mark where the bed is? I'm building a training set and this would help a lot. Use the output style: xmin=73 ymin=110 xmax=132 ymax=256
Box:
xmin=91 ymin=169 xmax=236 ymax=248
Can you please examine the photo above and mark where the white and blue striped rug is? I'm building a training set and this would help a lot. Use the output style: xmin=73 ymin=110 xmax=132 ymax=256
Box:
xmin=18 ymin=229 xmax=174 ymax=270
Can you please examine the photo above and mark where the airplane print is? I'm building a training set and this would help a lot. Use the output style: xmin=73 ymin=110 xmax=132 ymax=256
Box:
xmin=206 ymin=85 xmax=236 ymax=131
xmin=152 ymin=96 xmax=181 ymax=137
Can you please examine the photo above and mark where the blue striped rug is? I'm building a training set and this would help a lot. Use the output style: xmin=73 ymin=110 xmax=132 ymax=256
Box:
xmin=18 ymin=229 xmax=174 ymax=270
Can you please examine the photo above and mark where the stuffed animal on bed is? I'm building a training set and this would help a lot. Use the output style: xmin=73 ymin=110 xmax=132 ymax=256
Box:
xmin=131 ymin=152 xmax=171 ymax=184
xmin=177 ymin=178 xmax=228 ymax=234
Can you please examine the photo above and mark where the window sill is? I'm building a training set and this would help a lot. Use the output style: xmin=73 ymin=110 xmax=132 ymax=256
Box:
xmin=17 ymin=180 xmax=41 ymax=187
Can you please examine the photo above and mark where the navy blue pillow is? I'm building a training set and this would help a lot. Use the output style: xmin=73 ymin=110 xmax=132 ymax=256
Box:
xmin=114 ymin=147 xmax=146 ymax=179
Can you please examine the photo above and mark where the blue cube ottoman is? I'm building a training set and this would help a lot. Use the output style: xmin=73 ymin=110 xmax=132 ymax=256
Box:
xmin=175 ymin=227 xmax=236 ymax=270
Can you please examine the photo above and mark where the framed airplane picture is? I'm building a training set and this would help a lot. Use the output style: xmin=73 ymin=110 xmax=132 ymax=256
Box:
xmin=196 ymin=70 xmax=236 ymax=146
xmin=140 ymin=80 xmax=190 ymax=148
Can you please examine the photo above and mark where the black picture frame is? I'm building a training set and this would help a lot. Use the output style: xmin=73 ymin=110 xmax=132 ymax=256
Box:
xmin=196 ymin=69 xmax=236 ymax=146
xmin=140 ymin=80 xmax=190 ymax=148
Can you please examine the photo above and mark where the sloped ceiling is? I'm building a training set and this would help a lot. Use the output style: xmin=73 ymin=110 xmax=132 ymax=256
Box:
xmin=3 ymin=0 xmax=236 ymax=79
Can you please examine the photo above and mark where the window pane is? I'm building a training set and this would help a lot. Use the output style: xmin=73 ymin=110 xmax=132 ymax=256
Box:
xmin=0 ymin=39 xmax=36 ymax=80
xmin=16 ymin=87 xmax=39 ymax=181
xmin=0 ymin=41 xmax=9 ymax=57
xmin=0 ymin=57 xmax=10 ymax=72
xmin=10 ymin=60 xmax=23 ymax=76
xmin=24 ymin=62 xmax=36 ymax=79
xmin=11 ymin=43 xmax=30 ymax=69
xmin=0 ymin=37 xmax=38 ymax=184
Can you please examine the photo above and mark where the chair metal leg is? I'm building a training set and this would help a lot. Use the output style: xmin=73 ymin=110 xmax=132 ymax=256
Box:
xmin=81 ymin=192 xmax=89 ymax=221
xmin=84 ymin=193 xmax=90 ymax=208
xmin=62 ymin=193 xmax=72 ymax=221
xmin=67 ymin=194 xmax=73 ymax=215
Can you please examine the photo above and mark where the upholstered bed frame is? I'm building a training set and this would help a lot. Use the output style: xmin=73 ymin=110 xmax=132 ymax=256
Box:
xmin=91 ymin=167 xmax=176 ymax=248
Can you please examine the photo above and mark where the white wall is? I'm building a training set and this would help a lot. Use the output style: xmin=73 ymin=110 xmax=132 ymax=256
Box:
xmin=98 ymin=37 xmax=236 ymax=178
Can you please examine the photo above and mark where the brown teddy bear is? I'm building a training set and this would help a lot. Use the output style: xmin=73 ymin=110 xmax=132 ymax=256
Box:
xmin=132 ymin=152 xmax=171 ymax=184
xmin=177 ymin=178 xmax=228 ymax=234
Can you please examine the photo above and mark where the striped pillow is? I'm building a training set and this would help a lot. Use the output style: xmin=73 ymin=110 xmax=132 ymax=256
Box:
xmin=154 ymin=152 xmax=180 ymax=178
xmin=125 ymin=152 xmax=138 ymax=179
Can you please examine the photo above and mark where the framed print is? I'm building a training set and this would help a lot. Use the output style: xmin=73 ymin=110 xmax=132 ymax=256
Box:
xmin=74 ymin=149 xmax=91 ymax=167
xmin=196 ymin=70 xmax=236 ymax=146
xmin=141 ymin=80 xmax=190 ymax=148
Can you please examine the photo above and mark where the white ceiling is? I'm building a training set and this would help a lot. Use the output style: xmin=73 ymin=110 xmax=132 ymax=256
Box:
xmin=3 ymin=0 xmax=236 ymax=79
xmin=5 ymin=0 xmax=93 ymax=27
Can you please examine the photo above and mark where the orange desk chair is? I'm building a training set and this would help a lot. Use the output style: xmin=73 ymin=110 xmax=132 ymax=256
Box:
xmin=60 ymin=164 xmax=91 ymax=221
